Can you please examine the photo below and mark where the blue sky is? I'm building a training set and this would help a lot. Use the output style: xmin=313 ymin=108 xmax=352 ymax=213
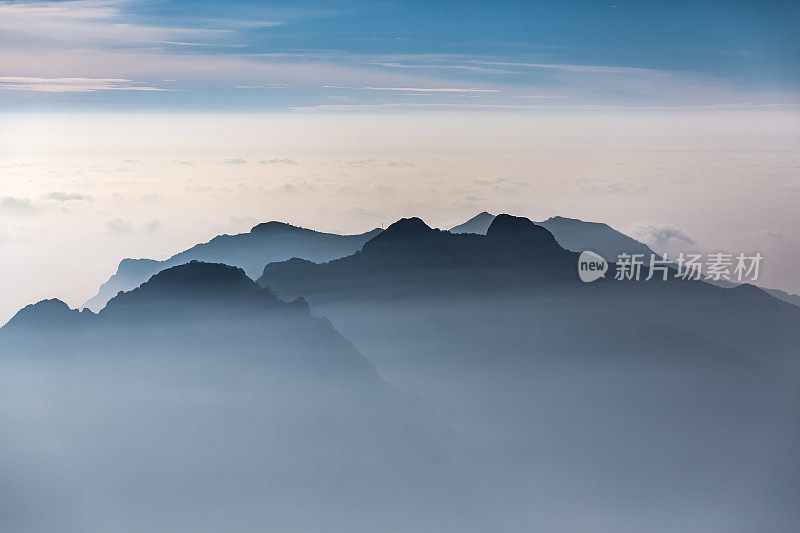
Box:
xmin=2 ymin=1 xmax=800 ymax=321
xmin=1 ymin=0 xmax=798 ymax=110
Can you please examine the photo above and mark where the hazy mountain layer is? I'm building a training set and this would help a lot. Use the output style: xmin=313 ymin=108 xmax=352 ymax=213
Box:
xmin=451 ymin=212 xmax=656 ymax=259
xmin=451 ymin=211 xmax=800 ymax=308
xmin=83 ymin=222 xmax=382 ymax=312
xmin=260 ymin=215 xmax=800 ymax=532
xmin=1 ymin=262 xmax=493 ymax=533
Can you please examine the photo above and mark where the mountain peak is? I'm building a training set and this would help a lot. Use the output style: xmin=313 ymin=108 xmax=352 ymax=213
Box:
xmin=2 ymin=298 xmax=86 ymax=331
xmin=385 ymin=217 xmax=432 ymax=234
xmin=146 ymin=261 xmax=250 ymax=287
xmin=487 ymin=214 xmax=558 ymax=243
xmin=361 ymin=217 xmax=442 ymax=254
xmin=450 ymin=212 xmax=496 ymax=234
xmin=544 ymin=215 xmax=578 ymax=223
xmin=250 ymin=221 xmax=301 ymax=234
xmin=103 ymin=261 xmax=267 ymax=313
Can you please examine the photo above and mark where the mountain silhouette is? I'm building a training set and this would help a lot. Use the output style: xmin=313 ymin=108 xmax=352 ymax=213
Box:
xmin=450 ymin=211 xmax=656 ymax=260
xmin=1 ymin=260 xmax=496 ymax=533
xmin=451 ymin=211 xmax=800 ymax=308
xmin=83 ymin=222 xmax=382 ymax=312
xmin=449 ymin=211 xmax=495 ymax=234
xmin=260 ymin=215 xmax=577 ymax=301
xmin=262 ymin=213 xmax=799 ymax=372
xmin=258 ymin=213 xmax=800 ymax=531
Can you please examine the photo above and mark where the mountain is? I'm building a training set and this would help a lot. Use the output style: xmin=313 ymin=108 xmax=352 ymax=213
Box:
xmin=450 ymin=212 xmax=656 ymax=260
xmin=764 ymin=287 xmax=800 ymax=308
xmin=536 ymin=215 xmax=656 ymax=259
xmin=0 ymin=261 xmax=494 ymax=533
xmin=261 ymin=215 xmax=576 ymax=301
xmin=83 ymin=222 xmax=382 ymax=312
xmin=259 ymin=215 xmax=800 ymax=532
xmin=452 ymin=212 xmax=800 ymax=308
xmin=709 ymin=278 xmax=800 ymax=309
xmin=449 ymin=211 xmax=495 ymax=234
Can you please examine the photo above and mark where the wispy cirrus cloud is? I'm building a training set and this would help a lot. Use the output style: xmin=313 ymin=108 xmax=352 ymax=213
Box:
xmin=0 ymin=0 xmax=239 ymax=47
xmin=465 ymin=60 xmax=661 ymax=75
xmin=0 ymin=77 xmax=166 ymax=92
xmin=363 ymin=87 xmax=499 ymax=93
xmin=0 ymin=1 xmax=795 ymax=109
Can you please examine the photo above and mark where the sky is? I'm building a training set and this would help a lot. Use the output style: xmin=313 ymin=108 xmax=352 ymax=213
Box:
xmin=1 ymin=0 xmax=799 ymax=323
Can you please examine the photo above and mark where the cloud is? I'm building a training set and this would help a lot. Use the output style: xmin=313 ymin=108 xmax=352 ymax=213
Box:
xmin=289 ymin=103 xmax=651 ymax=111
xmin=0 ymin=77 xmax=166 ymax=92
xmin=145 ymin=219 xmax=161 ymax=233
xmin=43 ymin=191 xmax=93 ymax=201
xmin=347 ymin=159 xmax=378 ymax=167
xmin=373 ymin=184 xmax=395 ymax=195
xmin=277 ymin=181 xmax=315 ymax=194
xmin=259 ymin=158 xmax=298 ymax=165
xmin=105 ymin=217 xmax=133 ymax=234
xmin=0 ymin=1 xmax=790 ymax=109
xmin=138 ymin=193 xmax=161 ymax=203
xmin=363 ymin=87 xmax=499 ymax=93
xmin=369 ymin=62 xmax=519 ymax=74
xmin=575 ymin=178 xmax=649 ymax=196
xmin=0 ymin=196 xmax=38 ymax=215
xmin=627 ymin=222 xmax=696 ymax=253
xmin=0 ymin=0 xmax=237 ymax=48
xmin=466 ymin=60 xmax=661 ymax=75
xmin=472 ymin=178 xmax=532 ymax=195
xmin=222 ymin=158 xmax=247 ymax=165
xmin=236 ymin=84 xmax=291 ymax=89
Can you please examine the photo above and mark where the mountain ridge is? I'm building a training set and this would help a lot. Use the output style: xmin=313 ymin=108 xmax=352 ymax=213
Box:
xmin=83 ymin=222 xmax=382 ymax=312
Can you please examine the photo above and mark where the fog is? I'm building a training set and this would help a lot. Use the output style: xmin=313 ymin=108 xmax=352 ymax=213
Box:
xmin=3 ymin=294 xmax=797 ymax=532
xmin=0 ymin=264 xmax=492 ymax=532
xmin=2 ymin=229 xmax=798 ymax=532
